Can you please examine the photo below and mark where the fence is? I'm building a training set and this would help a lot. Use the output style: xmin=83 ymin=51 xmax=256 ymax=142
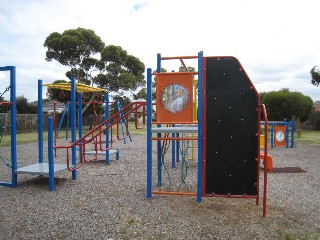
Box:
xmin=0 ymin=113 xmax=108 ymax=134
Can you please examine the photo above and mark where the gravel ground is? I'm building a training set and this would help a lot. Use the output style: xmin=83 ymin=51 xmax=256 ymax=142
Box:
xmin=0 ymin=134 xmax=319 ymax=240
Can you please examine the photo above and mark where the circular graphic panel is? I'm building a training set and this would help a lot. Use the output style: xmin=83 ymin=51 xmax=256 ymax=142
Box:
xmin=161 ymin=84 xmax=189 ymax=113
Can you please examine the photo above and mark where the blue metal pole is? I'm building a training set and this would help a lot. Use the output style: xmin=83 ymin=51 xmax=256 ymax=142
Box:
xmin=271 ymin=125 xmax=274 ymax=148
xmin=172 ymin=125 xmax=176 ymax=168
xmin=156 ymin=54 xmax=162 ymax=186
xmin=0 ymin=66 xmax=17 ymax=187
xmin=78 ymin=94 xmax=83 ymax=140
xmin=291 ymin=119 xmax=295 ymax=148
xmin=176 ymin=133 xmax=180 ymax=162
xmin=117 ymin=100 xmax=127 ymax=144
xmin=78 ymin=93 xmax=83 ymax=162
xmin=66 ymin=103 xmax=71 ymax=140
xmin=10 ymin=66 xmax=17 ymax=187
xmin=146 ymin=68 xmax=152 ymax=198
xmin=197 ymin=51 xmax=203 ymax=202
xmin=48 ymin=117 xmax=55 ymax=191
xmin=56 ymin=102 xmax=69 ymax=138
xmin=38 ymin=80 xmax=44 ymax=164
xmin=105 ymin=89 xmax=110 ymax=165
xmin=285 ymin=122 xmax=289 ymax=148
xmin=157 ymin=124 xmax=162 ymax=187
xmin=71 ymin=78 xmax=77 ymax=180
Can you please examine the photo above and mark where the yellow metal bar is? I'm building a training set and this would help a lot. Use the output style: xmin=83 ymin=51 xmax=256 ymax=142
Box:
xmin=43 ymin=83 xmax=108 ymax=93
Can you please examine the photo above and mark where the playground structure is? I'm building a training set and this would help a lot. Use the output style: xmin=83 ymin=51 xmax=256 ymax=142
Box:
xmin=146 ymin=52 xmax=269 ymax=216
xmin=261 ymin=120 xmax=295 ymax=148
xmin=0 ymin=69 xmax=146 ymax=191
xmin=1 ymin=51 xmax=278 ymax=217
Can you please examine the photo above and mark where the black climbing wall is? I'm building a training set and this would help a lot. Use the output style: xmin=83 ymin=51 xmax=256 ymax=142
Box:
xmin=204 ymin=57 xmax=259 ymax=196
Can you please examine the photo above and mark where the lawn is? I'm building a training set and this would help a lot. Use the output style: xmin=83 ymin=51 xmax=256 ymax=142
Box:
xmin=295 ymin=129 xmax=320 ymax=145
xmin=1 ymin=125 xmax=318 ymax=146
xmin=0 ymin=122 xmax=146 ymax=147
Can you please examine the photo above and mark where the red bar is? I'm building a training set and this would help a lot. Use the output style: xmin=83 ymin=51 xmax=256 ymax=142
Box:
xmin=0 ymin=102 xmax=13 ymax=105
xmin=203 ymin=193 xmax=257 ymax=199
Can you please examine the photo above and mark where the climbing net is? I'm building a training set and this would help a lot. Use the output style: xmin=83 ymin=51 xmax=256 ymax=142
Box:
xmin=157 ymin=124 xmax=197 ymax=193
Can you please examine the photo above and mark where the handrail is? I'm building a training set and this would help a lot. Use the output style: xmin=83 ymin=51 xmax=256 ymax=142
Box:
xmin=54 ymin=101 xmax=147 ymax=170
xmin=260 ymin=104 xmax=268 ymax=217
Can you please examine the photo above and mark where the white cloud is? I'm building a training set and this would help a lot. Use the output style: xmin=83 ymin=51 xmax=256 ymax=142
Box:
xmin=0 ymin=0 xmax=319 ymax=102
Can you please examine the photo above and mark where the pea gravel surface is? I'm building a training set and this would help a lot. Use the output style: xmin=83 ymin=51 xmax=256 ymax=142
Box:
xmin=0 ymin=134 xmax=319 ymax=240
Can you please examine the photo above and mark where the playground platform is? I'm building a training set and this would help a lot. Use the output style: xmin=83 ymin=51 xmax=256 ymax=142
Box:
xmin=151 ymin=127 xmax=198 ymax=133
xmin=15 ymin=163 xmax=70 ymax=176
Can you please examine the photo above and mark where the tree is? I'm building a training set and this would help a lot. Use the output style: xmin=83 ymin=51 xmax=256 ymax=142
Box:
xmin=16 ymin=96 xmax=37 ymax=114
xmin=44 ymin=28 xmax=105 ymax=82
xmin=133 ymin=88 xmax=147 ymax=100
xmin=310 ymin=65 xmax=320 ymax=87
xmin=111 ymin=94 xmax=131 ymax=117
xmin=93 ymin=45 xmax=145 ymax=92
xmin=262 ymin=89 xmax=313 ymax=122
xmin=46 ymin=80 xmax=71 ymax=104
xmin=0 ymin=96 xmax=11 ymax=113
xmin=44 ymin=29 xmax=146 ymax=111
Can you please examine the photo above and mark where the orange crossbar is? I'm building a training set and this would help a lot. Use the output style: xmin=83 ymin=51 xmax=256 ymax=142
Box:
xmin=161 ymin=56 xmax=198 ymax=60
xmin=152 ymin=191 xmax=196 ymax=196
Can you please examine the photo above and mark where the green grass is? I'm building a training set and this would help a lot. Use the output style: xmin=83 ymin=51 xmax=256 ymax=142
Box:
xmin=3 ymin=124 xmax=317 ymax=146
xmin=295 ymin=129 xmax=320 ymax=145
xmin=0 ymin=122 xmax=146 ymax=147
xmin=0 ymin=130 xmax=64 ymax=147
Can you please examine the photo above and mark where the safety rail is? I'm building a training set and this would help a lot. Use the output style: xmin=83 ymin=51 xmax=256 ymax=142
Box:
xmin=54 ymin=101 xmax=147 ymax=170
xmin=260 ymin=104 xmax=268 ymax=217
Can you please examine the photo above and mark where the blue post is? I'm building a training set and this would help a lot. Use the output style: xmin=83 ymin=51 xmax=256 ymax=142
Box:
xmin=48 ymin=117 xmax=55 ymax=191
xmin=285 ymin=121 xmax=289 ymax=148
xmin=197 ymin=51 xmax=203 ymax=202
xmin=78 ymin=93 xmax=83 ymax=162
xmin=271 ymin=125 xmax=274 ymax=148
xmin=291 ymin=119 xmax=295 ymax=148
xmin=176 ymin=133 xmax=180 ymax=162
xmin=105 ymin=89 xmax=110 ymax=165
xmin=56 ymin=102 xmax=69 ymax=138
xmin=38 ymin=80 xmax=44 ymax=164
xmin=71 ymin=78 xmax=77 ymax=180
xmin=156 ymin=54 xmax=162 ymax=186
xmin=146 ymin=68 xmax=153 ymax=198
xmin=0 ymin=66 xmax=17 ymax=187
xmin=116 ymin=100 xmax=127 ymax=144
xmin=66 ymin=103 xmax=71 ymax=140
xmin=172 ymin=124 xmax=176 ymax=168
xmin=157 ymin=124 xmax=162 ymax=187
xmin=5 ymin=66 xmax=17 ymax=187
xmin=78 ymin=94 xmax=83 ymax=140
xmin=10 ymin=67 xmax=17 ymax=186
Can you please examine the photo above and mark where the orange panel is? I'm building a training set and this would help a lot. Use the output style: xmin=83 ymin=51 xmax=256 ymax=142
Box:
xmin=259 ymin=152 xmax=273 ymax=172
xmin=155 ymin=72 xmax=194 ymax=123
xmin=274 ymin=126 xmax=286 ymax=147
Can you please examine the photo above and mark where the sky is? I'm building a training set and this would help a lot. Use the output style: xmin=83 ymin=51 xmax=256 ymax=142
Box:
xmin=0 ymin=0 xmax=319 ymax=102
